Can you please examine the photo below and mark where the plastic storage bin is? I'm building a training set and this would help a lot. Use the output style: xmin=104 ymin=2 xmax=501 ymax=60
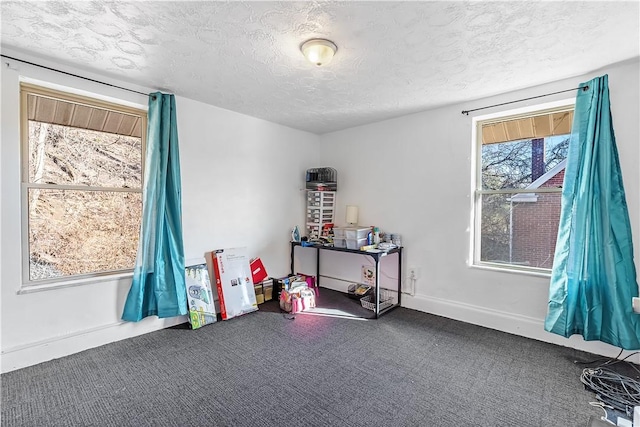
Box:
xmin=333 ymin=227 xmax=346 ymax=238
xmin=307 ymin=224 xmax=321 ymax=238
xmin=305 ymin=190 xmax=336 ymax=239
xmin=333 ymin=238 xmax=346 ymax=248
xmin=345 ymin=227 xmax=371 ymax=240
xmin=346 ymin=237 xmax=368 ymax=250
xmin=307 ymin=207 xmax=334 ymax=224
xmin=306 ymin=191 xmax=335 ymax=207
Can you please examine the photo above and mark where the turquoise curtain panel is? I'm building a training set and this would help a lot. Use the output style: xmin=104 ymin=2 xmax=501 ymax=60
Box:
xmin=122 ymin=93 xmax=187 ymax=322
xmin=545 ymin=75 xmax=640 ymax=349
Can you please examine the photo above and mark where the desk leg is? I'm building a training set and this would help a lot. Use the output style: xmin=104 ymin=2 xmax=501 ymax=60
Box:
xmin=397 ymin=248 xmax=402 ymax=307
xmin=375 ymin=258 xmax=381 ymax=319
xmin=316 ymin=247 xmax=320 ymax=287
xmin=290 ymin=244 xmax=321 ymax=286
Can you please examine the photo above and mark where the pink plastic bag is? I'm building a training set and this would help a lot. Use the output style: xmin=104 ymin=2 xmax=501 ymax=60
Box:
xmin=280 ymin=287 xmax=316 ymax=313
xmin=291 ymin=295 xmax=303 ymax=313
xmin=299 ymin=287 xmax=316 ymax=311
xmin=297 ymin=274 xmax=319 ymax=297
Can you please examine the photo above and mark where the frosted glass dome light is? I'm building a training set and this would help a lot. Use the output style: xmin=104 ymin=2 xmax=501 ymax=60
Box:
xmin=301 ymin=39 xmax=338 ymax=67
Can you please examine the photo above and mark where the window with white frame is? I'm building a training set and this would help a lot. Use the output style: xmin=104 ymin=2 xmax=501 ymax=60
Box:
xmin=473 ymin=103 xmax=574 ymax=272
xmin=21 ymin=83 xmax=146 ymax=285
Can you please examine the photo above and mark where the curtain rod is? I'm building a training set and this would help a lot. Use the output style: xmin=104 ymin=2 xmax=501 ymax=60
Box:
xmin=461 ymin=86 xmax=589 ymax=115
xmin=1 ymin=54 xmax=152 ymax=98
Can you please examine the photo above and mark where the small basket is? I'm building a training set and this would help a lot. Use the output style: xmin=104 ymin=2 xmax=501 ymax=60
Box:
xmin=360 ymin=289 xmax=394 ymax=311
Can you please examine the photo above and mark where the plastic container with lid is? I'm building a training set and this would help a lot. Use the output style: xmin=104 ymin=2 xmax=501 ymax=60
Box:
xmin=344 ymin=227 xmax=371 ymax=240
xmin=346 ymin=237 xmax=368 ymax=250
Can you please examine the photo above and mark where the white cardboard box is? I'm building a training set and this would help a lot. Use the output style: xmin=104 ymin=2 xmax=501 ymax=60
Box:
xmin=206 ymin=247 xmax=258 ymax=320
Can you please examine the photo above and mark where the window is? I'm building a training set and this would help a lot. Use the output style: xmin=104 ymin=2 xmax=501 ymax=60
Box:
xmin=473 ymin=103 xmax=574 ymax=273
xmin=20 ymin=83 xmax=146 ymax=285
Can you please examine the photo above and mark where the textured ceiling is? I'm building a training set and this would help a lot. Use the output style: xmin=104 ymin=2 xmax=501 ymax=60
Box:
xmin=1 ymin=1 xmax=639 ymax=134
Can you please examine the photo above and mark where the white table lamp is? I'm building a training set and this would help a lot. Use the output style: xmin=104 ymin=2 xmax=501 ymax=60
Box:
xmin=346 ymin=205 xmax=359 ymax=226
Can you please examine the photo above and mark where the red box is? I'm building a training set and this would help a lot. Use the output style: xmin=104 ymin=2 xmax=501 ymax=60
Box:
xmin=250 ymin=258 xmax=268 ymax=284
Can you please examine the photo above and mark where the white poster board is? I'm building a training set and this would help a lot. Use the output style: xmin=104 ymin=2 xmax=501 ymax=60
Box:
xmin=205 ymin=247 xmax=258 ymax=320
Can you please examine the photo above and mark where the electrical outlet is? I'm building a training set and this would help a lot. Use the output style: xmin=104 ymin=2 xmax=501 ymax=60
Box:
xmin=408 ymin=267 xmax=419 ymax=280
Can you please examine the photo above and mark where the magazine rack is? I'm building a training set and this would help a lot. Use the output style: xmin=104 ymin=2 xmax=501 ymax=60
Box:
xmin=290 ymin=242 xmax=402 ymax=318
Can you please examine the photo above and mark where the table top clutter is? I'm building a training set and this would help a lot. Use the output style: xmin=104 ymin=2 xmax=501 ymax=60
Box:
xmin=301 ymin=224 xmax=401 ymax=253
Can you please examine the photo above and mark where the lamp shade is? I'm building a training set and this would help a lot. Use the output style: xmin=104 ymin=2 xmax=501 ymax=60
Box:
xmin=346 ymin=205 xmax=359 ymax=225
xmin=301 ymin=39 xmax=337 ymax=67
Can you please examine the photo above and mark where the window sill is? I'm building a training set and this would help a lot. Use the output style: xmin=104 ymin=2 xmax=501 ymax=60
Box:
xmin=469 ymin=263 xmax=552 ymax=279
xmin=18 ymin=271 xmax=133 ymax=294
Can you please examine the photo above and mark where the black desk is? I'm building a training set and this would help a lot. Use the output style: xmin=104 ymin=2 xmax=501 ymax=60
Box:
xmin=290 ymin=242 xmax=402 ymax=318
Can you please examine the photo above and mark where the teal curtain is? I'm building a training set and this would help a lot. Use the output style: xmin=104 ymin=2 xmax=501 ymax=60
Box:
xmin=545 ymin=75 xmax=640 ymax=349
xmin=122 ymin=93 xmax=187 ymax=322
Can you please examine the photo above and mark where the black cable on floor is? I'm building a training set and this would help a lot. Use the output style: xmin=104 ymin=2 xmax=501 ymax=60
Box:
xmin=581 ymin=351 xmax=640 ymax=417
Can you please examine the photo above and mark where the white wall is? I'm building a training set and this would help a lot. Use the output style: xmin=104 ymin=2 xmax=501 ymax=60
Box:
xmin=2 ymin=52 xmax=637 ymax=372
xmin=318 ymin=58 xmax=640 ymax=359
xmin=178 ymin=96 xmax=317 ymax=269
xmin=0 ymin=54 xmax=319 ymax=372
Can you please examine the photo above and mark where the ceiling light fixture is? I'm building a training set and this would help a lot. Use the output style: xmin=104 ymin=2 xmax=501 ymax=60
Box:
xmin=301 ymin=38 xmax=337 ymax=67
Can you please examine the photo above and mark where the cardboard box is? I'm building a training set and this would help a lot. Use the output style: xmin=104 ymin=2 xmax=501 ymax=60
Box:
xmin=254 ymin=282 xmax=264 ymax=304
xmin=205 ymin=247 xmax=258 ymax=320
xmin=263 ymin=280 xmax=273 ymax=301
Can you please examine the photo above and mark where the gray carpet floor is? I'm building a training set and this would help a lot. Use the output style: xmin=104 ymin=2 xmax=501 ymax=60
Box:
xmin=2 ymin=289 xmax=604 ymax=427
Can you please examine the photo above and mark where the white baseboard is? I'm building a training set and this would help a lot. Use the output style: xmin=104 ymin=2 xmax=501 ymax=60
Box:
xmin=1 ymin=315 xmax=188 ymax=373
xmin=318 ymin=276 xmax=350 ymax=293
xmin=402 ymin=293 xmax=640 ymax=363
